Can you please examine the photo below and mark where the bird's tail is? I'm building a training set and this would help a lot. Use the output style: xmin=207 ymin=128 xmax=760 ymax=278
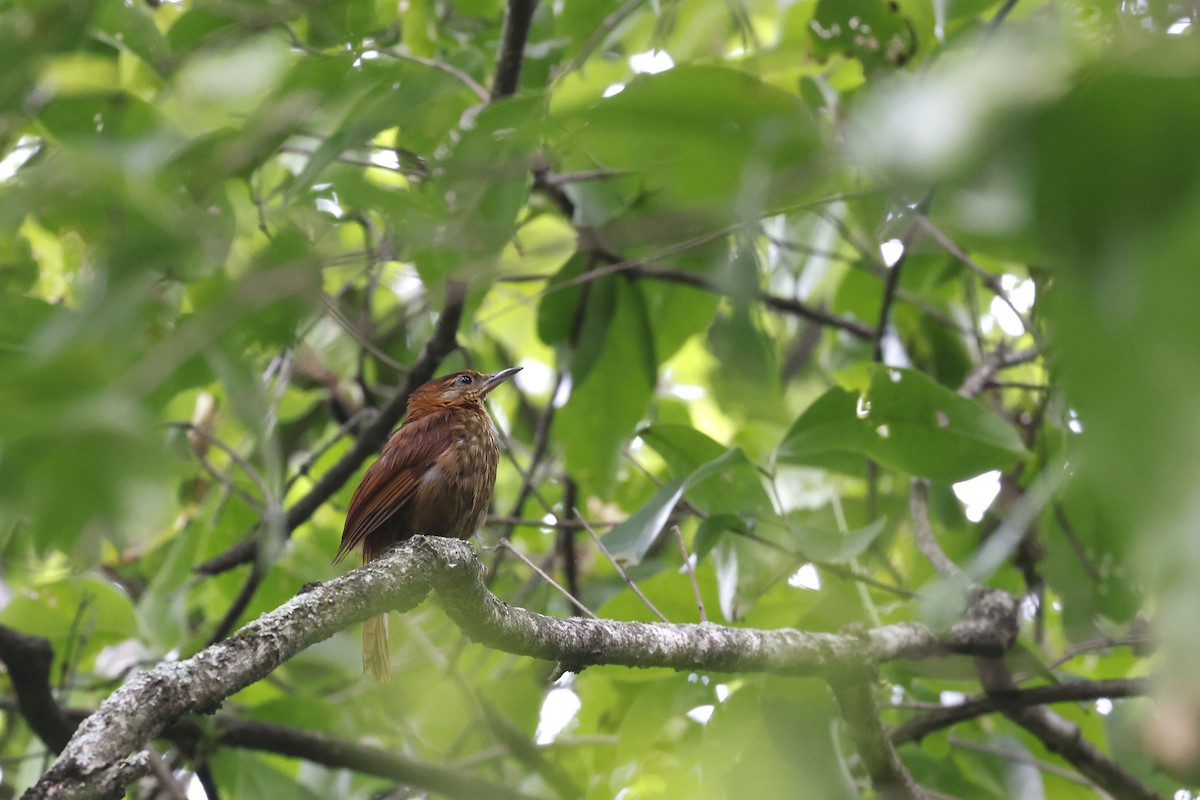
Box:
xmin=362 ymin=539 xmax=390 ymax=682
xmin=363 ymin=613 xmax=390 ymax=682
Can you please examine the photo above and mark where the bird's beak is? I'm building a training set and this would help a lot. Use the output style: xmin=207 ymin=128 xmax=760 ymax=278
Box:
xmin=482 ymin=366 xmax=522 ymax=395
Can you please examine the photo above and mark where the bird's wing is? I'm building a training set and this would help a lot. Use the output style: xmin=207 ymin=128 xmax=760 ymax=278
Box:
xmin=333 ymin=410 xmax=455 ymax=564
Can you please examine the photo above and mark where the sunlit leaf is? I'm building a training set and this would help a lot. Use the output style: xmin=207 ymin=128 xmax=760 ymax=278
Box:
xmin=778 ymin=365 xmax=1027 ymax=481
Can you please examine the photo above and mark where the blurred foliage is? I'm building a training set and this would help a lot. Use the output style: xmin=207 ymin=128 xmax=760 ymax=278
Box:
xmin=0 ymin=0 xmax=1196 ymax=796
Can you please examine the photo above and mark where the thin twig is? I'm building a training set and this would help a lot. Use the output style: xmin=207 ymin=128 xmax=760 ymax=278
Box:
xmin=541 ymin=168 xmax=631 ymax=186
xmin=989 ymin=0 xmax=1022 ymax=29
xmin=576 ymin=512 xmax=669 ymax=623
xmin=671 ymin=526 xmax=707 ymax=622
xmin=172 ymin=423 xmax=271 ymax=504
xmin=915 ymin=215 xmax=1030 ymax=331
xmin=874 ymin=197 xmax=932 ymax=362
xmin=319 ymin=293 xmax=407 ymax=371
xmin=194 ymin=456 xmax=264 ymax=511
xmin=384 ymin=50 xmax=489 ymax=102
xmin=1041 ymin=634 xmax=1152 ymax=673
xmin=557 ymin=478 xmax=582 ymax=614
xmin=486 ymin=516 xmax=601 ymax=531
xmin=497 ymin=538 xmax=598 ymax=619
xmin=958 ymin=345 xmax=1041 ymax=398
xmin=1053 ymin=504 xmax=1102 ymax=584
xmin=565 ymin=0 xmax=644 ymax=74
xmin=284 ymin=407 xmax=377 ymax=492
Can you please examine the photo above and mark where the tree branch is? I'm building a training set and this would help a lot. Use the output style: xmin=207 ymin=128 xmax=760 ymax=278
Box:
xmin=28 ymin=704 xmax=539 ymax=800
xmin=613 ymin=261 xmax=875 ymax=339
xmin=0 ymin=625 xmax=74 ymax=754
xmin=28 ymin=536 xmax=1018 ymax=800
xmin=830 ymin=676 xmax=929 ymax=800
xmin=167 ymin=716 xmax=537 ymax=800
xmin=491 ymin=0 xmax=538 ymax=99
xmin=891 ymin=677 xmax=1151 ymax=747
xmin=909 ymin=479 xmax=962 ymax=579
xmin=974 ymin=658 xmax=1162 ymax=800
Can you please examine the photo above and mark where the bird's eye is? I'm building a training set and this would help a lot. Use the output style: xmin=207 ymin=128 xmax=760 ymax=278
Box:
xmin=457 ymin=374 xmax=473 ymax=385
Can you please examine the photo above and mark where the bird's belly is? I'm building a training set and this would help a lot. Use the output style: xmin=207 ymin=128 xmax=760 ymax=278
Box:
xmin=410 ymin=449 xmax=497 ymax=539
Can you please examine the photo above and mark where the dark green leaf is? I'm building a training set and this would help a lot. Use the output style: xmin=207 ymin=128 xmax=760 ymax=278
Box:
xmin=778 ymin=365 xmax=1027 ymax=481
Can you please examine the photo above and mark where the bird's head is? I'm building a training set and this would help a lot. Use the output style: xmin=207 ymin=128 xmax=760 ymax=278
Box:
xmin=408 ymin=367 xmax=522 ymax=415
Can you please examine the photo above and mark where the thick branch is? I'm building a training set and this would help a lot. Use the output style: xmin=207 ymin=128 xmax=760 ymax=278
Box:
xmin=195 ymin=287 xmax=465 ymax=575
xmin=30 ymin=704 xmax=536 ymax=800
xmin=29 ymin=536 xmax=1018 ymax=800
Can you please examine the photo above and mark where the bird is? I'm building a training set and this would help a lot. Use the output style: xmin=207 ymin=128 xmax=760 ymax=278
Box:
xmin=333 ymin=366 xmax=521 ymax=680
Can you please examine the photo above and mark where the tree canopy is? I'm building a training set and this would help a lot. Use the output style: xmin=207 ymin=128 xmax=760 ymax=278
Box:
xmin=1 ymin=0 xmax=1197 ymax=798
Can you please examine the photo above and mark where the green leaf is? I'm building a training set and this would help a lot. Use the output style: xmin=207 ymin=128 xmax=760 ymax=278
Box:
xmin=639 ymin=424 xmax=774 ymax=518
xmin=556 ymin=281 xmax=656 ymax=494
xmin=535 ymin=252 xmax=588 ymax=347
xmin=793 ymin=517 xmax=887 ymax=564
xmin=602 ymin=448 xmax=744 ymax=564
xmin=554 ymin=65 xmax=825 ymax=247
xmin=810 ymin=0 xmax=916 ymax=71
xmin=778 ymin=365 xmax=1027 ymax=481
xmin=407 ymin=93 xmax=542 ymax=283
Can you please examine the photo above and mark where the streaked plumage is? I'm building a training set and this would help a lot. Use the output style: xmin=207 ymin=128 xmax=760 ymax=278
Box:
xmin=334 ymin=366 xmax=520 ymax=680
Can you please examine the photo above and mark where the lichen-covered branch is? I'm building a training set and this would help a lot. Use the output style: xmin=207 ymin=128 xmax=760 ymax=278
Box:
xmin=26 ymin=536 xmax=1017 ymax=800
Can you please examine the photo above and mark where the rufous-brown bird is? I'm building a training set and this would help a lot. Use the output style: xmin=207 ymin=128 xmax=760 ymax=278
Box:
xmin=333 ymin=366 xmax=521 ymax=680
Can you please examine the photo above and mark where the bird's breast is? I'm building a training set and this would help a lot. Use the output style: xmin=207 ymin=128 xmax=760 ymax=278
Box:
xmin=410 ymin=410 xmax=500 ymax=540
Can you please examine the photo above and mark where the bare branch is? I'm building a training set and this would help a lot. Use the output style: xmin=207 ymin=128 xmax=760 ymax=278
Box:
xmin=909 ymin=480 xmax=962 ymax=579
xmin=891 ymin=678 xmax=1151 ymax=746
xmin=874 ymin=197 xmax=931 ymax=362
xmin=948 ymin=736 xmax=1100 ymax=789
xmin=974 ymin=658 xmax=1162 ymax=800
xmin=0 ymin=625 xmax=74 ymax=753
xmin=384 ymin=50 xmax=489 ymax=102
xmin=491 ymin=0 xmax=538 ymax=99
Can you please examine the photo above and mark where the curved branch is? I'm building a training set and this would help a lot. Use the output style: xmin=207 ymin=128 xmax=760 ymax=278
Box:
xmin=28 ymin=536 xmax=1018 ymax=800
xmin=0 ymin=625 xmax=74 ymax=754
